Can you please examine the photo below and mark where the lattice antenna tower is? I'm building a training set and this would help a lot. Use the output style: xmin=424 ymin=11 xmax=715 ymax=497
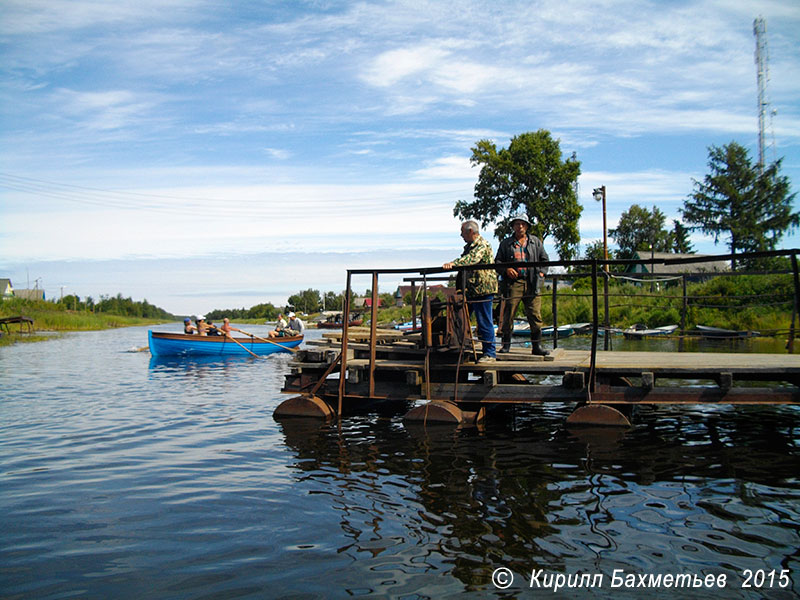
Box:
xmin=753 ymin=16 xmax=774 ymax=173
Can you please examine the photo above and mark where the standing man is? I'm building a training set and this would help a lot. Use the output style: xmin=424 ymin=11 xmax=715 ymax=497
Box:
xmin=495 ymin=214 xmax=550 ymax=356
xmin=443 ymin=220 xmax=498 ymax=363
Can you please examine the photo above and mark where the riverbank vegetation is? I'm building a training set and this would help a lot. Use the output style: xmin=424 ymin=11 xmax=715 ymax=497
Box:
xmin=356 ymin=273 xmax=794 ymax=336
xmin=547 ymin=273 xmax=794 ymax=335
xmin=0 ymin=296 xmax=173 ymax=346
xmin=241 ymin=274 xmax=789 ymax=338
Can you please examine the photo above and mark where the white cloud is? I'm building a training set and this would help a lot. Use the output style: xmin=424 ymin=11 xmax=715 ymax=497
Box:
xmin=2 ymin=0 xmax=800 ymax=312
xmin=412 ymin=155 xmax=474 ymax=180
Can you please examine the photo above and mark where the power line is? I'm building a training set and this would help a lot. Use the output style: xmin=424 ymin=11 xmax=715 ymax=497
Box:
xmin=0 ymin=171 xmax=467 ymax=218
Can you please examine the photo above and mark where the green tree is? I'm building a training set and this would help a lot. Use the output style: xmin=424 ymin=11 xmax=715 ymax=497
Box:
xmin=682 ymin=142 xmax=798 ymax=268
xmin=671 ymin=220 xmax=694 ymax=254
xmin=581 ymin=240 xmax=621 ymax=270
xmin=609 ymin=204 xmax=671 ymax=259
xmin=247 ymin=302 xmax=278 ymax=320
xmin=453 ymin=130 xmax=582 ymax=259
xmin=323 ymin=291 xmax=344 ymax=312
xmin=287 ymin=288 xmax=321 ymax=314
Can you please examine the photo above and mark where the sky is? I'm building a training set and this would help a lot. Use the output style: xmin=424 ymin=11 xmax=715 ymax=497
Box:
xmin=2 ymin=0 xmax=800 ymax=316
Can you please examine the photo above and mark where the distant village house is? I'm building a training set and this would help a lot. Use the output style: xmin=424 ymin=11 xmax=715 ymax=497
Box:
xmin=1 ymin=278 xmax=13 ymax=300
xmin=627 ymin=252 xmax=730 ymax=281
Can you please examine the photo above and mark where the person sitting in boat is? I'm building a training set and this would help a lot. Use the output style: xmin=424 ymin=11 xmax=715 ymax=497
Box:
xmin=183 ymin=318 xmax=197 ymax=334
xmin=196 ymin=315 xmax=211 ymax=336
xmin=206 ymin=319 xmax=222 ymax=335
xmin=268 ymin=312 xmax=304 ymax=337
xmin=268 ymin=314 xmax=290 ymax=338
xmin=287 ymin=312 xmax=305 ymax=335
xmin=219 ymin=318 xmax=242 ymax=337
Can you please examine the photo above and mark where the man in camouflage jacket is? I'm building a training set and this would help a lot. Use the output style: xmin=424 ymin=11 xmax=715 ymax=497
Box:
xmin=443 ymin=221 xmax=498 ymax=362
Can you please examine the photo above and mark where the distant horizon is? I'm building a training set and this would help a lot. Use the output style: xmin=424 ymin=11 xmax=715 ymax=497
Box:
xmin=5 ymin=243 xmax=797 ymax=317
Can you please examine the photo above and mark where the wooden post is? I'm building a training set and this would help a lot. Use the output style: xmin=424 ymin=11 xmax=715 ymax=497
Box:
xmin=369 ymin=271 xmax=379 ymax=397
xmin=552 ymin=275 xmax=559 ymax=349
xmin=422 ymin=276 xmax=432 ymax=348
xmin=680 ymin=274 xmax=688 ymax=353
xmin=603 ymin=269 xmax=611 ymax=351
xmin=411 ymin=282 xmax=417 ymax=332
xmin=589 ymin=260 xmax=599 ymax=395
xmin=790 ymin=254 xmax=799 ymax=354
xmin=338 ymin=272 xmax=352 ymax=416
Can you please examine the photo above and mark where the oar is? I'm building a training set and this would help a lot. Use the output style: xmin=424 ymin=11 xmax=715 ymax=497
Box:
xmin=236 ymin=327 xmax=300 ymax=353
xmin=209 ymin=326 xmax=260 ymax=358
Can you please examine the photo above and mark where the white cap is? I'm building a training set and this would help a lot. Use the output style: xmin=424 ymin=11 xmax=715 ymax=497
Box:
xmin=288 ymin=312 xmax=296 ymax=317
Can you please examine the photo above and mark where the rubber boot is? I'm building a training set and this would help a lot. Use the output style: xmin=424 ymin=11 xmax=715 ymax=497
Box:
xmin=498 ymin=333 xmax=511 ymax=353
xmin=530 ymin=330 xmax=550 ymax=356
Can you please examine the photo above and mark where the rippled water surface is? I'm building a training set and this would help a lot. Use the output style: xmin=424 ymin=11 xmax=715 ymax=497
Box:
xmin=2 ymin=325 xmax=799 ymax=599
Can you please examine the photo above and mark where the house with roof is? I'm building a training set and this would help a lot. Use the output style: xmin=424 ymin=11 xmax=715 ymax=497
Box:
xmin=627 ymin=252 xmax=730 ymax=281
xmin=0 ymin=278 xmax=13 ymax=300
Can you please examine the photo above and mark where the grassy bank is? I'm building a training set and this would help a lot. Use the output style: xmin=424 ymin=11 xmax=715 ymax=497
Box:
xmin=365 ymin=273 xmax=795 ymax=336
xmin=0 ymin=298 xmax=172 ymax=346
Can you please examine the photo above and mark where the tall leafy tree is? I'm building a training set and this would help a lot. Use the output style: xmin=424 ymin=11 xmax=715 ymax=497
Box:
xmin=581 ymin=240 xmax=622 ymax=273
xmin=609 ymin=204 xmax=671 ymax=259
xmin=453 ymin=130 xmax=582 ymax=259
xmin=323 ymin=290 xmax=344 ymax=312
xmin=287 ymin=288 xmax=321 ymax=314
xmin=682 ymin=142 xmax=798 ymax=268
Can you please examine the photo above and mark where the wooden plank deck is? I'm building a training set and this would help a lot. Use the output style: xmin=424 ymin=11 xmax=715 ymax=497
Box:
xmin=329 ymin=348 xmax=800 ymax=379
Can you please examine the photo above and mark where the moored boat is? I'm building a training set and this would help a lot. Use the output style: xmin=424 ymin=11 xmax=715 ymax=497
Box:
xmin=542 ymin=324 xmax=575 ymax=338
xmin=567 ymin=322 xmax=593 ymax=335
xmin=695 ymin=325 xmax=759 ymax=339
xmin=511 ymin=319 xmax=530 ymax=335
xmin=148 ymin=331 xmax=303 ymax=357
xmin=315 ymin=312 xmax=363 ymax=329
xmin=394 ymin=318 xmax=422 ymax=332
xmin=508 ymin=320 xmax=576 ymax=337
xmin=622 ymin=324 xmax=679 ymax=339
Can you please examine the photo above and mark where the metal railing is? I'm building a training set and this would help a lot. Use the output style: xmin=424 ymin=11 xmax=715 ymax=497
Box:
xmin=335 ymin=249 xmax=800 ymax=410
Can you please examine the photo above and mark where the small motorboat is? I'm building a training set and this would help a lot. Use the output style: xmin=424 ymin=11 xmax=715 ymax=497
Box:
xmin=622 ymin=324 xmax=679 ymax=339
xmin=694 ymin=325 xmax=759 ymax=339
xmin=315 ymin=312 xmax=363 ymax=329
xmin=566 ymin=322 xmax=593 ymax=335
xmin=394 ymin=319 xmax=422 ymax=331
xmin=542 ymin=325 xmax=575 ymax=338
xmin=148 ymin=331 xmax=303 ymax=357
xmin=511 ymin=319 xmax=530 ymax=335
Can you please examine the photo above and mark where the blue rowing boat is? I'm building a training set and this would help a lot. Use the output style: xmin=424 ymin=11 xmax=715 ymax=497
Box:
xmin=148 ymin=331 xmax=303 ymax=357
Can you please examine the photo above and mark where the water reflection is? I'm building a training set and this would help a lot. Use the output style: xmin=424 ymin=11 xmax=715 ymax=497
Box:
xmin=2 ymin=326 xmax=798 ymax=598
xmin=148 ymin=354 xmax=254 ymax=380
xmin=277 ymin=407 xmax=800 ymax=596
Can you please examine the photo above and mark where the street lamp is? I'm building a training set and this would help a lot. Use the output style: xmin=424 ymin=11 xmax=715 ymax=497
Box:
xmin=593 ymin=185 xmax=611 ymax=350
xmin=592 ymin=186 xmax=608 ymax=271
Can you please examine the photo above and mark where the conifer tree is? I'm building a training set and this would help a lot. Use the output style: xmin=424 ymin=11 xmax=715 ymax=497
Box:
xmin=682 ymin=142 xmax=797 ymax=268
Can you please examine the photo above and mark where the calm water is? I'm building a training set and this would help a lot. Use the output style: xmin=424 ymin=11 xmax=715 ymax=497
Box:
xmin=2 ymin=325 xmax=799 ymax=599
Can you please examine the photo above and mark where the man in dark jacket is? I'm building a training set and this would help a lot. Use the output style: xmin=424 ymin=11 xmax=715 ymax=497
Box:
xmin=495 ymin=213 xmax=550 ymax=355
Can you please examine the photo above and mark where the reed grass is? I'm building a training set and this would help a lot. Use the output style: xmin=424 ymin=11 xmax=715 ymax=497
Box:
xmin=0 ymin=298 xmax=172 ymax=346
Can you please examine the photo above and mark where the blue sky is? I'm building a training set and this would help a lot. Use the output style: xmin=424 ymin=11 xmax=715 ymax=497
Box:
xmin=2 ymin=0 xmax=799 ymax=315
